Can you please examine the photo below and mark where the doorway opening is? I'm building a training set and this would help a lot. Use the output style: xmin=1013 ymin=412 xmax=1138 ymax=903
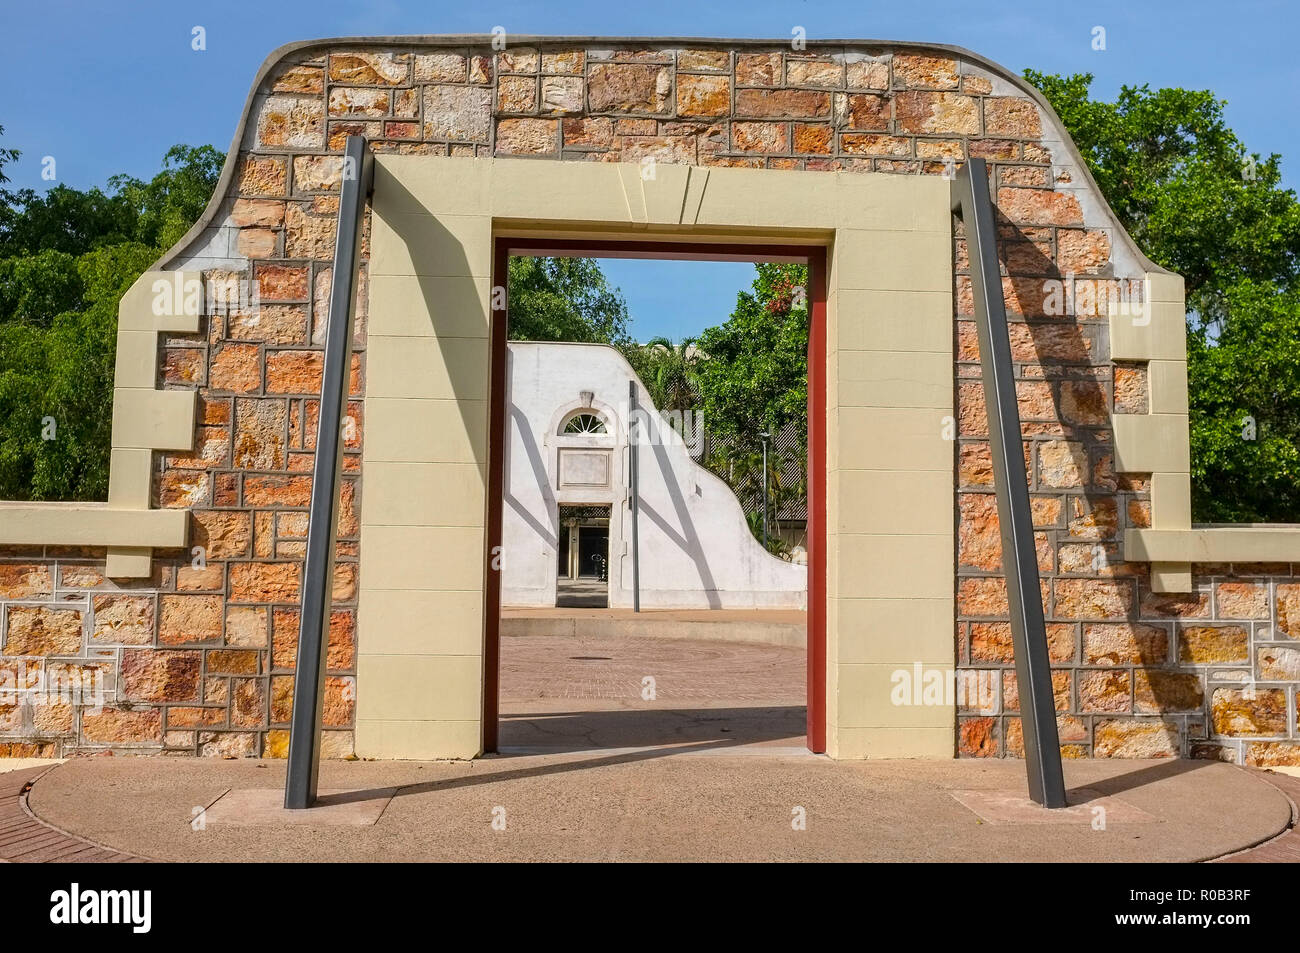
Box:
xmin=488 ymin=238 xmax=826 ymax=757
xmin=557 ymin=504 xmax=611 ymax=608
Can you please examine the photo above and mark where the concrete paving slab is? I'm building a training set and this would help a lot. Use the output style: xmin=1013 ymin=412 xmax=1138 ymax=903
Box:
xmin=951 ymin=788 xmax=1158 ymax=825
xmin=24 ymin=755 xmax=1292 ymax=862
xmin=0 ymin=759 xmax=62 ymax=775
xmin=200 ymin=787 xmax=396 ymax=828
xmin=10 ymin=630 xmax=1295 ymax=862
xmin=500 ymin=611 xmax=806 ymax=647
xmin=499 ymin=633 xmax=805 ymax=704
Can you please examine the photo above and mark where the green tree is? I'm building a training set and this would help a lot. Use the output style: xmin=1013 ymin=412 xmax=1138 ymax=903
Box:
xmin=0 ymin=243 xmax=156 ymax=499
xmin=0 ymin=250 xmax=83 ymax=326
xmin=0 ymin=133 xmax=222 ymax=500
xmin=624 ymin=336 xmax=699 ymax=411
xmin=1186 ymin=281 xmax=1300 ymax=520
xmin=0 ymin=184 xmax=138 ymax=258
xmin=0 ymin=124 xmax=19 ymax=192
xmin=696 ymin=263 xmax=809 ymax=446
xmin=1026 ymin=71 xmax=1300 ymax=520
xmin=506 ymin=256 xmax=631 ymax=344
xmin=112 ymin=144 xmax=225 ymax=250
xmin=692 ymin=263 xmax=809 ymax=553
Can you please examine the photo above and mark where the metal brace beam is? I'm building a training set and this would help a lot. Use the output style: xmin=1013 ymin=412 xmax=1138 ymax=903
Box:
xmin=628 ymin=380 xmax=641 ymax=612
xmin=951 ymin=158 xmax=1066 ymax=809
xmin=285 ymin=136 xmax=373 ymax=809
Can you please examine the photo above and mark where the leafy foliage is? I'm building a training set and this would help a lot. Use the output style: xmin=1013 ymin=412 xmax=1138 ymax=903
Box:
xmin=1027 ymin=71 xmax=1300 ymax=521
xmin=693 ymin=263 xmax=810 ymax=554
xmin=623 ymin=336 xmax=699 ymax=411
xmin=112 ymin=145 xmax=225 ymax=251
xmin=506 ymin=256 xmax=632 ymax=345
xmin=1186 ymin=282 xmax=1300 ymax=520
xmin=717 ymin=437 xmax=805 ymax=558
xmin=0 ymin=134 xmax=222 ymax=500
xmin=695 ymin=263 xmax=809 ymax=446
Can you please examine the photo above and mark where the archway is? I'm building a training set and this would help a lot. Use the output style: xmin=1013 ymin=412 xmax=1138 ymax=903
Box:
xmin=486 ymin=237 xmax=828 ymax=753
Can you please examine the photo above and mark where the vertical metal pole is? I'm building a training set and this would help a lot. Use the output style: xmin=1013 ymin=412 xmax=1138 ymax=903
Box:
xmin=628 ymin=380 xmax=641 ymax=612
xmin=761 ymin=430 xmax=770 ymax=550
xmin=285 ymin=136 xmax=372 ymax=809
xmin=952 ymin=158 xmax=1066 ymax=808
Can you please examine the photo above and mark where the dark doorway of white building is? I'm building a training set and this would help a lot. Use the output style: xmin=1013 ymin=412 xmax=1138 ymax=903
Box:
xmin=557 ymin=504 xmax=611 ymax=608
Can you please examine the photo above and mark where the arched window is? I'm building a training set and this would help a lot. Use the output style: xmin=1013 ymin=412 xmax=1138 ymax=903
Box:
xmin=561 ymin=412 xmax=607 ymax=435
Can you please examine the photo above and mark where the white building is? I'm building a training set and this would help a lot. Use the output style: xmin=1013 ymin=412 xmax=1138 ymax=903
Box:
xmin=502 ymin=342 xmax=807 ymax=610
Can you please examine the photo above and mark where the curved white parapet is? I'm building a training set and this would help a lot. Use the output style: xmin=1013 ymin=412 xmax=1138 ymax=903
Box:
xmin=502 ymin=341 xmax=807 ymax=610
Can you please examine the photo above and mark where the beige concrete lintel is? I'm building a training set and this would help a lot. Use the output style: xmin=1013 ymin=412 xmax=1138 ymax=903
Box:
xmin=1150 ymin=472 xmax=1191 ymax=529
xmin=1144 ymin=271 xmax=1186 ymax=304
xmin=1149 ymin=360 xmax=1189 ymax=416
xmin=362 ymin=154 xmax=956 ymax=762
xmin=0 ymin=504 xmax=187 ymax=548
xmin=0 ymin=267 xmax=203 ymax=582
xmin=113 ymin=330 xmax=162 ymax=388
xmin=1126 ymin=527 xmax=1300 ymax=564
xmin=107 ymin=448 xmax=154 ymax=509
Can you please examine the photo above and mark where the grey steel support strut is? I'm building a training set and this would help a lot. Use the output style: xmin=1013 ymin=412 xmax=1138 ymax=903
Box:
xmin=628 ymin=380 xmax=641 ymax=613
xmin=285 ymin=135 xmax=373 ymax=809
xmin=951 ymin=158 xmax=1066 ymax=808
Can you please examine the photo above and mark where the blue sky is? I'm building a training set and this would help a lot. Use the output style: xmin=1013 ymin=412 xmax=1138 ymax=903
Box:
xmin=2 ymin=0 xmax=1296 ymax=340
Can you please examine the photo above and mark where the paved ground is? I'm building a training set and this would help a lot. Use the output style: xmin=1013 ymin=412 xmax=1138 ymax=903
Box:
xmin=498 ymin=631 xmax=806 ymax=750
xmin=501 ymin=609 xmax=807 ymax=647
xmin=555 ymin=578 xmax=608 ymax=608
xmin=500 ymin=608 xmax=808 ymax=624
xmin=0 ymin=759 xmax=61 ymax=775
xmin=21 ymin=755 xmax=1293 ymax=862
xmin=0 ymin=766 xmax=144 ymax=863
xmin=499 ymin=632 xmax=805 ymax=704
xmin=4 ymin=630 xmax=1299 ymax=862
xmin=1216 ymin=770 xmax=1300 ymax=863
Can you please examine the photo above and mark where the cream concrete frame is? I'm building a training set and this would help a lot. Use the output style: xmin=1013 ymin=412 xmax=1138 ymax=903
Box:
xmin=1110 ymin=272 xmax=1300 ymax=590
xmin=0 ymin=271 xmax=193 ymax=575
xmin=358 ymin=155 xmax=955 ymax=760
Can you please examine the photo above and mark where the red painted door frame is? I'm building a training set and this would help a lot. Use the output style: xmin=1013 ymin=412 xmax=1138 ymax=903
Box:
xmin=484 ymin=237 xmax=828 ymax=754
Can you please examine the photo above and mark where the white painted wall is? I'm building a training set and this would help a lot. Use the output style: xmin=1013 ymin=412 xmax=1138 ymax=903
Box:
xmin=502 ymin=342 xmax=807 ymax=609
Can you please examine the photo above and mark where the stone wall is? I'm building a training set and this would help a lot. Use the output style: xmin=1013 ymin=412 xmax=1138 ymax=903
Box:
xmin=957 ymin=567 xmax=1300 ymax=762
xmin=0 ymin=36 xmax=1296 ymax=763
xmin=0 ymin=548 xmax=357 ymax=757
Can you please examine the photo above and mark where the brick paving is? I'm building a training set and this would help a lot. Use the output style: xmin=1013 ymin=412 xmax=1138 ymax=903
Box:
xmin=498 ymin=631 xmax=807 ymax=752
xmin=499 ymin=632 xmax=805 ymax=703
xmin=0 ymin=766 xmax=144 ymax=863
xmin=1215 ymin=770 xmax=1300 ymax=862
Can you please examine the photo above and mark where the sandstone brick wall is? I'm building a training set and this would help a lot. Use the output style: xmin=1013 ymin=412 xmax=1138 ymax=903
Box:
xmin=1 ymin=38 xmax=1297 ymax=763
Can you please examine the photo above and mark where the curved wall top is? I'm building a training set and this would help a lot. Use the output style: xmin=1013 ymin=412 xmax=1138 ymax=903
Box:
xmin=157 ymin=33 xmax=1165 ymax=279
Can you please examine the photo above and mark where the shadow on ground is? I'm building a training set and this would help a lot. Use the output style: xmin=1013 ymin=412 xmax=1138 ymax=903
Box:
xmin=23 ymin=754 xmax=1293 ymax=863
xmin=498 ymin=704 xmax=807 ymax=752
